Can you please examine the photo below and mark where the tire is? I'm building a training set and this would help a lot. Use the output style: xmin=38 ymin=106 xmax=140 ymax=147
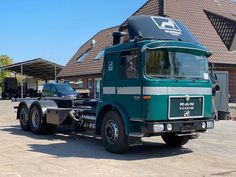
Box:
xmin=2 ymin=92 xmax=6 ymax=99
xmin=18 ymin=104 xmax=31 ymax=131
xmin=161 ymin=133 xmax=189 ymax=147
xmin=29 ymin=104 xmax=56 ymax=134
xmin=101 ymin=110 xmax=129 ymax=153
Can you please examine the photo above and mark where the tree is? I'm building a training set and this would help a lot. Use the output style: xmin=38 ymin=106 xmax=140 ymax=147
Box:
xmin=0 ymin=55 xmax=13 ymax=65
xmin=0 ymin=55 xmax=13 ymax=93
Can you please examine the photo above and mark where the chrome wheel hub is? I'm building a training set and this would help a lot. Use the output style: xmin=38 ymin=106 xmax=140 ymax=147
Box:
xmin=31 ymin=109 xmax=40 ymax=128
xmin=105 ymin=120 xmax=119 ymax=144
xmin=20 ymin=108 xmax=28 ymax=125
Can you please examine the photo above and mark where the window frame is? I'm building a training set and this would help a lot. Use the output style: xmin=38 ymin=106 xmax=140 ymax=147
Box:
xmin=87 ymin=78 xmax=92 ymax=89
xmin=76 ymin=49 xmax=91 ymax=63
xmin=144 ymin=48 xmax=209 ymax=80
xmin=119 ymin=49 xmax=141 ymax=80
xmin=94 ymin=49 xmax=105 ymax=60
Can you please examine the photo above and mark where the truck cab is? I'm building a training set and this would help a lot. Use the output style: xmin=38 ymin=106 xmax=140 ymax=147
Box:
xmin=16 ymin=15 xmax=214 ymax=153
xmin=96 ymin=15 xmax=214 ymax=152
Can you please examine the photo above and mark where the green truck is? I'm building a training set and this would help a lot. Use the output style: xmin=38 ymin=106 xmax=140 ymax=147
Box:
xmin=16 ymin=15 xmax=215 ymax=153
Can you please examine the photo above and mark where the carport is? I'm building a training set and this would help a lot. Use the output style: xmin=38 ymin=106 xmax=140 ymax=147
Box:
xmin=0 ymin=58 xmax=63 ymax=98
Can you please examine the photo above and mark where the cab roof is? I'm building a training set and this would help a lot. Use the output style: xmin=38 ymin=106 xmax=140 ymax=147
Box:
xmin=127 ymin=15 xmax=199 ymax=44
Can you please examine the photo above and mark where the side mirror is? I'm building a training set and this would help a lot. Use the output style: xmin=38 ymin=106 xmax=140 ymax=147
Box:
xmin=214 ymin=84 xmax=220 ymax=92
xmin=212 ymin=84 xmax=220 ymax=96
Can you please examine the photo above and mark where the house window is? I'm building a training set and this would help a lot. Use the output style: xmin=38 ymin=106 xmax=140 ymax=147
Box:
xmin=75 ymin=80 xmax=84 ymax=88
xmin=94 ymin=78 xmax=101 ymax=99
xmin=120 ymin=49 xmax=140 ymax=79
xmin=87 ymin=78 xmax=92 ymax=89
xmin=77 ymin=49 xmax=90 ymax=63
xmin=94 ymin=49 xmax=105 ymax=60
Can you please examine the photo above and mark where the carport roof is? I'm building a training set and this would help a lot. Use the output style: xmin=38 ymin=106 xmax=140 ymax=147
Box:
xmin=0 ymin=58 xmax=63 ymax=80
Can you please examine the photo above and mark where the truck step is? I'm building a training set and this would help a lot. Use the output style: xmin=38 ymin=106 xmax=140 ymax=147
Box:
xmin=129 ymin=118 xmax=144 ymax=122
xmin=129 ymin=132 xmax=144 ymax=138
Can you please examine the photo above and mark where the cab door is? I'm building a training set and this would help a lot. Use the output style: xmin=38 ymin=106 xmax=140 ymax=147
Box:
xmin=116 ymin=49 xmax=142 ymax=120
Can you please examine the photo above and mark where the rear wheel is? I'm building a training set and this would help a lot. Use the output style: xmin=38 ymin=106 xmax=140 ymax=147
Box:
xmin=1 ymin=92 xmax=6 ymax=99
xmin=101 ymin=110 xmax=129 ymax=153
xmin=29 ymin=104 xmax=56 ymax=134
xmin=18 ymin=104 xmax=30 ymax=131
xmin=161 ymin=133 xmax=189 ymax=147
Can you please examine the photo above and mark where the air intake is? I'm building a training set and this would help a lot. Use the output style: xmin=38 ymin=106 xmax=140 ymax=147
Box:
xmin=112 ymin=32 xmax=127 ymax=45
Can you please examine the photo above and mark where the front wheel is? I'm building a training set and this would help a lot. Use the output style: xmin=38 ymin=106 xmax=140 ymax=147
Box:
xmin=101 ymin=110 xmax=129 ymax=153
xmin=161 ymin=133 xmax=189 ymax=147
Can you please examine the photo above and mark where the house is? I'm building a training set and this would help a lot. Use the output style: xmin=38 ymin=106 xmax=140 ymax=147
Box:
xmin=58 ymin=0 xmax=236 ymax=101
xmin=57 ymin=26 xmax=119 ymax=98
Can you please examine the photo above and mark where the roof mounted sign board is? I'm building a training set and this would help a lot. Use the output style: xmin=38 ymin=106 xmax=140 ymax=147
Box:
xmin=127 ymin=15 xmax=198 ymax=43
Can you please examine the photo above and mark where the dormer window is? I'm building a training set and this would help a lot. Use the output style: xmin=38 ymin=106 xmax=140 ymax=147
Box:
xmin=204 ymin=10 xmax=236 ymax=52
xmin=94 ymin=49 xmax=105 ymax=60
xmin=77 ymin=49 xmax=90 ymax=63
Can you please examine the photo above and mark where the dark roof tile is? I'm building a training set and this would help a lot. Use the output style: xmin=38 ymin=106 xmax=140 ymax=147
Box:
xmin=59 ymin=0 xmax=236 ymax=78
xmin=58 ymin=26 xmax=118 ymax=77
xmin=165 ymin=0 xmax=236 ymax=64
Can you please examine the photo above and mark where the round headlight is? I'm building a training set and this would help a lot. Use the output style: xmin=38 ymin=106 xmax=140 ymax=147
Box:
xmin=166 ymin=123 xmax=173 ymax=131
xmin=202 ymin=122 xmax=206 ymax=129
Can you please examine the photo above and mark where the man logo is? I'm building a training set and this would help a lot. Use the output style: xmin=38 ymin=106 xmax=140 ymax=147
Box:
xmin=151 ymin=16 xmax=182 ymax=36
xmin=160 ymin=19 xmax=178 ymax=30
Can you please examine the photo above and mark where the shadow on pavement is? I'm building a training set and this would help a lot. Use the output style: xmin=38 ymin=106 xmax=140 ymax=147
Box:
xmin=1 ymin=125 xmax=193 ymax=161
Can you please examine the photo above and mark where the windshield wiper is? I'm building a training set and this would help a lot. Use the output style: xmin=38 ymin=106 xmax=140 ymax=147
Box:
xmin=172 ymin=76 xmax=199 ymax=80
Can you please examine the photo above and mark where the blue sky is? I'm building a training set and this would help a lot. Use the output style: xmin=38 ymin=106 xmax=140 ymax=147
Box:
xmin=0 ymin=0 xmax=147 ymax=65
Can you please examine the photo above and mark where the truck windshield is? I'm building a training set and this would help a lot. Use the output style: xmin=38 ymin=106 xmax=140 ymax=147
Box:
xmin=145 ymin=49 xmax=209 ymax=80
xmin=55 ymin=84 xmax=74 ymax=94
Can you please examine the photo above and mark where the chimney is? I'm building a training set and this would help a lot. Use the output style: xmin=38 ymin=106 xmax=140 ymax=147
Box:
xmin=159 ymin=0 xmax=166 ymax=16
xmin=91 ymin=39 xmax=96 ymax=47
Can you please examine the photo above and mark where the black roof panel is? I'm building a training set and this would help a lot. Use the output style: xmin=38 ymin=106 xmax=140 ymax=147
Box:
xmin=127 ymin=15 xmax=198 ymax=43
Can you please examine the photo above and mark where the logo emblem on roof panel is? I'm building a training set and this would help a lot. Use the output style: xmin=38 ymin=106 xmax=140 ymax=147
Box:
xmin=151 ymin=16 xmax=182 ymax=36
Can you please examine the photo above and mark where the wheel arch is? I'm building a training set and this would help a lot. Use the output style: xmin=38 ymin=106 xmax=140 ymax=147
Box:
xmin=29 ymin=100 xmax=58 ymax=118
xmin=96 ymin=102 xmax=130 ymax=136
xmin=28 ymin=100 xmax=58 ymax=134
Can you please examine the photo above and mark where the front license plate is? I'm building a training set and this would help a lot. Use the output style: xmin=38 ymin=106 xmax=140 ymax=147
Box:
xmin=181 ymin=124 xmax=195 ymax=131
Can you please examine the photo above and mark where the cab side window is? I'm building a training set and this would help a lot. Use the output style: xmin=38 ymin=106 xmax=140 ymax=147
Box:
xmin=120 ymin=49 xmax=140 ymax=79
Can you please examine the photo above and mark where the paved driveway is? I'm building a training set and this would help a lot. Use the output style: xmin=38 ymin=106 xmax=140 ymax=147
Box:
xmin=0 ymin=100 xmax=236 ymax=177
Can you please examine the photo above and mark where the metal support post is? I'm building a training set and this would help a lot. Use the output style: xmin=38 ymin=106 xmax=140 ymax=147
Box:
xmin=21 ymin=64 xmax=23 ymax=98
xmin=54 ymin=66 xmax=57 ymax=83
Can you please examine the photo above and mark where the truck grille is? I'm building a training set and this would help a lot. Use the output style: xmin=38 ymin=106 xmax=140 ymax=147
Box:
xmin=168 ymin=96 xmax=204 ymax=119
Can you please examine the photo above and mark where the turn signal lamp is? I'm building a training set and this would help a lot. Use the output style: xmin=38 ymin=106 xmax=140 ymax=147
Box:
xmin=143 ymin=96 xmax=151 ymax=100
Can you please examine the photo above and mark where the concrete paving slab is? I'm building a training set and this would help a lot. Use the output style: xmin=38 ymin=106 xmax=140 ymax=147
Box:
xmin=0 ymin=100 xmax=236 ymax=177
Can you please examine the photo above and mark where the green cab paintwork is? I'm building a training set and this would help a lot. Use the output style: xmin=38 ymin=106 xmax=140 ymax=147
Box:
xmin=96 ymin=39 xmax=213 ymax=134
